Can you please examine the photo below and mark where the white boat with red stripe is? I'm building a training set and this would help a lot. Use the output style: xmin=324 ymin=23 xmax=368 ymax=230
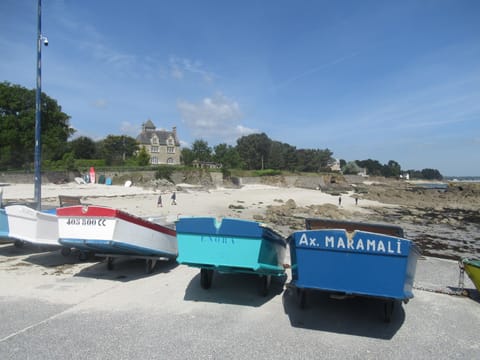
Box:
xmin=57 ymin=205 xmax=177 ymax=260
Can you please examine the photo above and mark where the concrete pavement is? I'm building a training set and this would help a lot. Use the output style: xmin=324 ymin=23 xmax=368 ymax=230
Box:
xmin=0 ymin=243 xmax=479 ymax=359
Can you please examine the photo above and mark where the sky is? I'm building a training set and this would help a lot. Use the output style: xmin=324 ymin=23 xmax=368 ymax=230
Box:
xmin=1 ymin=0 xmax=479 ymax=176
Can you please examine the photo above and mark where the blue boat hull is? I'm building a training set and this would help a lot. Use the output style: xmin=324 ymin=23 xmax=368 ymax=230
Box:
xmin=0 ymin=208 xmax=10 ymax=241
xmin=289 ymin=229 xmax=420 ymax=300
xmin=176 ymin=217 xmax=286 ymax=276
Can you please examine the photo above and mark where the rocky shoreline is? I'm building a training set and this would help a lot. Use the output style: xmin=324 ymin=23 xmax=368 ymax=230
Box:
xmin=256 ymin=180 xmax=480 ymax=261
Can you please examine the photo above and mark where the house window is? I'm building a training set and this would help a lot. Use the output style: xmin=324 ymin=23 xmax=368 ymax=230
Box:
xmin=167 ymin=158 xmax=174 ymax=164
xmin=151 ymin=136 xmax=159 ymax=145
xmin=151 ymin=156 xmax=158 ymax=164
xmin=167 ymin=137 xmax=174 ymax=146
xmin=167 ymin=146 xmax=175 ymax=154
xmin=151 ymin=146 xmax=159 ymax=153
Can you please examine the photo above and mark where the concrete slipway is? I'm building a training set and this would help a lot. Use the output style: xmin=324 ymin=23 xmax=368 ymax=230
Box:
xmin=0 ymin=244 xmax=478 ymax=359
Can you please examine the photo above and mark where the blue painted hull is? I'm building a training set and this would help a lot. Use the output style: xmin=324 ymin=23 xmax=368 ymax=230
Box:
xmin=288 ymin=229 xmax=420 ymax=300
xmin=0 ymin=208 xmax=10 ymax=241
xmin=176 ymin=217 xmax=286 ymax=276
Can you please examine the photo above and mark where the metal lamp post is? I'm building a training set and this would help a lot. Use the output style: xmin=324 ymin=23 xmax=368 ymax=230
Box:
xmin=34 ymin=0 xmax=46 ymax=210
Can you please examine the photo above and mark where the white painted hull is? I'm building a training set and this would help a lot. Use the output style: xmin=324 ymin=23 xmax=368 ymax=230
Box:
xmin=5 ymin=205 xmax=59 ymax=246
xmin=57 ymin=206 xmax=177 ymax=257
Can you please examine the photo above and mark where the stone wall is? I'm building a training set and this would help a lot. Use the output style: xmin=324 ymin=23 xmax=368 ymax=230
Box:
xmin=1 ymin=170 xmax=351 ymax=192
xmin=0 ymin=171 xmax=80 ymax=184
xmin=0 ymin=172 xmax=35 ymax=184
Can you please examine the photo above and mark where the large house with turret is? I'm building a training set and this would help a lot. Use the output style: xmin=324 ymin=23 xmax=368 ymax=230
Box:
xmin=136 ymin=120 xmax=181 ymax=165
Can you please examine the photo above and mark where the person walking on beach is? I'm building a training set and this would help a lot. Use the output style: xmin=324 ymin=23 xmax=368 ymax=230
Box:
xmin=171 ymin=191 xmax=177 ymax=205
xmin=157 ymin=194 xmax=163 ymax=207
xmin=355 ymin=197 xmax=358 ymax=206
xmin=338 ymin=196 xmax=342 ymax=206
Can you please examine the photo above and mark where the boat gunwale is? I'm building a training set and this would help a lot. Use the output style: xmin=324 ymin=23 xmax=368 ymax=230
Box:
xmin=176 ymin=217 xmax=287 ymax=247
xmin=57 ymin=205 xmax=176 ymax=237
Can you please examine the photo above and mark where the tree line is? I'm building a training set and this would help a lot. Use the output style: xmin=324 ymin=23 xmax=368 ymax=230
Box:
xmin=181 ymin=134 xmax=334 ymax=173
xmin=0 ymin=81 xmax=442 ymax=179
xmin=340 ymin=158 xmax=443 ymax=180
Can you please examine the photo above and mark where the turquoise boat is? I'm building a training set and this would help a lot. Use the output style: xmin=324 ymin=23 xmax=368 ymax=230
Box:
xmin=176 ymin=217 xmax=287 ymax=295
xmin=0 ymin=208 xmax=10 ymax=241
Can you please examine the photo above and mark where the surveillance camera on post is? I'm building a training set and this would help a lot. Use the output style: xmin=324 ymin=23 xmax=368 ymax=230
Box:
xmin=43 ymin=36 xmax=48 ymax=46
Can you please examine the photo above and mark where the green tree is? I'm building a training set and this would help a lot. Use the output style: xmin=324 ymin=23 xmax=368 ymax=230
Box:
xmin=97 ymin=135 xmax=138 ymax=165
xmin=267 ymin=141 xmax=296 ymax=170
xmin=356 ymin=159 xmax=384 ymax=176
xmin=136 ymin=146 xmax=150 ymax=166
xmin=191 ymin=139 xmax=212 ymax=162
xmin=213 ymin=143 xmax=242 ymax=169
xmin=421 ymin=168 xmax=443 ymax=180
xmin=406 ymin=168 xmax=442 ymax=180
xmin=0 ymin=82 xmax=74 ymax=169
xmin=382 ymin=160 xmax=401 ymax=178
xmin=181 ymin=147 xmax=195 ymax=166
xmin=343 ymin=161 xmax=362 ymax=175
xmin=68 ymin=136 xmax=96 ymax=159
xmin=236 ymin=133 xmax=272 ymax=170
xmin=295 ymin=149 xmax=333 ymax=172
xmin=61 ymin=152 xmax=76 ymax=171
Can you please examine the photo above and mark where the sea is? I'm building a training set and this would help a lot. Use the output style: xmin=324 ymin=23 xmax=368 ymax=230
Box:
xmin=412 ymin=176 xmax=480 ymax=190
xmin=444 ymin=176 xmax=480 ymax=183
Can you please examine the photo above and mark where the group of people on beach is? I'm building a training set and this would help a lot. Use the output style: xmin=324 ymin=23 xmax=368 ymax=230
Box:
xmin=157 ymin=191 xmax=176 ymax=207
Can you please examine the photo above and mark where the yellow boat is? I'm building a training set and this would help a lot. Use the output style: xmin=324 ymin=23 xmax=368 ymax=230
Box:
xmin=462 ymin=258 xmax=480 ymax=292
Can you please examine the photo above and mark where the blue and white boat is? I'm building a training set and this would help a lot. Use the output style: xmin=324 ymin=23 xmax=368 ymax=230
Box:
xmin=288 ymin=218 xmax=420 ymax=321
xmin=176 ymin=217 xmax=287 ymax=295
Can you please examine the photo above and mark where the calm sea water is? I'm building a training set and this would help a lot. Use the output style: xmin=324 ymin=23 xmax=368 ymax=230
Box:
xmin=446 ymin=176 xmax=480 ymax=183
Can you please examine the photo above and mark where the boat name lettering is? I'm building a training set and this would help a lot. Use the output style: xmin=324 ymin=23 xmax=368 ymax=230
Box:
xmin=65 ymin=218 xmax=107 ymax=226
xmin=200 ymin=235 xmax=235 ymax=245
xmin=297 ymin=233 xmax=402 ymax=254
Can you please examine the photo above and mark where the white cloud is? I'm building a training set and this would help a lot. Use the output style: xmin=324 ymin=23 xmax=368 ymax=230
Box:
xmin=177 ymin=93 xmax=257 ymax=144
xmin=169 ymin=56 xmax=214 ymax=82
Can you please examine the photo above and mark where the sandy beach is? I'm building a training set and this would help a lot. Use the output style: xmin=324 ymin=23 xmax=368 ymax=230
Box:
xmin=1 ymin=181 xmax=380 ymax=225
xmin=2 ymin=179 xmax=479 ymax=259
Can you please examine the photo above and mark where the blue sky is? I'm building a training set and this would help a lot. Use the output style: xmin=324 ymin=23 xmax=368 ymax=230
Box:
xmin=1 ymin=0 xmax=479 ymax=176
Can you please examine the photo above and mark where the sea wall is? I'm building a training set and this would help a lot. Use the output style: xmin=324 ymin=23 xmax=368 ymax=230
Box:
xmin=1 ymin=170 xmax=349 ymax=192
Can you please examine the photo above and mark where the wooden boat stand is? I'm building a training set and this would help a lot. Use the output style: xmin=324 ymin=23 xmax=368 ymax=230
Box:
xmin=58 ymin=195 xmax=82 ymax=207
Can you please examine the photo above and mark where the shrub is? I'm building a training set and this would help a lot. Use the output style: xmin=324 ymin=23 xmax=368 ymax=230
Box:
xmin=155 ymin=165 xmax=174 ymax=181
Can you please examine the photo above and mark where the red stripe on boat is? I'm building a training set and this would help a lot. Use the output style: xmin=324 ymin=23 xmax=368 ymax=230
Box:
xmin=57 ymin=205 xmax=176 ymax=236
